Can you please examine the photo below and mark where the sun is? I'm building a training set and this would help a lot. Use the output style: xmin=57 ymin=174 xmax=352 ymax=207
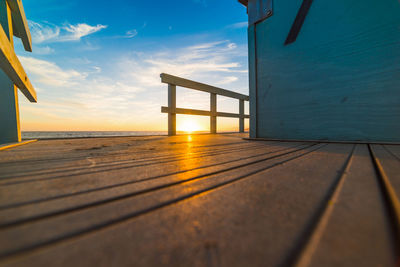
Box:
xmin=179 ymin=119 xmax=202 ymax=133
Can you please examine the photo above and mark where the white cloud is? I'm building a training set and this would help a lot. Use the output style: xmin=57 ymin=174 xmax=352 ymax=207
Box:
xmin=19 ymin=39 xmax=248 ymax=131
xmin=62 ymin=23 xmax=107 ymax=41
xmin=215 ymin=76 xmax=239 ymax=85
xmin=19 ymin=56 xmax=144 ymax=123
xmin=19 ymin=56 xmax=86 ymax=87
xmin=121 ymin=40 xmax=247 ymax=88
xmin=125 ymin=29 xmax=138 ymax=38
xmin=32 ymin=45 xmax=55 ymax=55
xmin=29 ymin=21 xmax=107 ymax=43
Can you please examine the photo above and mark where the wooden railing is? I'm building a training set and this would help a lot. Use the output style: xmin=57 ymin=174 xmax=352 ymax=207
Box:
xmin=160 ymin=73 xmax=249 ymax=136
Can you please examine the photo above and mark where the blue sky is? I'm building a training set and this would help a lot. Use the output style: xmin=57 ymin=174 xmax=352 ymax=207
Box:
xmin=16 ymin=0 xmax=249 ymax=131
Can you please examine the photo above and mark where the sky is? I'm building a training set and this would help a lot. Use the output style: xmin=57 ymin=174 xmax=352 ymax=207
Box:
xmin=15 ymin=0 xmax=249 ymax=132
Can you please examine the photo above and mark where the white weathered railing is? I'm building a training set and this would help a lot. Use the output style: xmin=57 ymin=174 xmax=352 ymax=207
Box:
xmin=160 ymin=73 xmax=249 ymax=136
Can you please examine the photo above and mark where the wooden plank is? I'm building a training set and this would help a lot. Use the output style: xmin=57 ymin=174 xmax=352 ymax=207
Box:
xmin=369 ymin=144 xmax=400 ymax=241
xmin=161 ymin=107 xmax=250 ymax=119
xmin=6 ymin=0 xmax=32 ymax=52
xmin=295 ymin=145 xmax=396 ymax=267
xmin=0 ymin=24 xmax=36 ymax=102
xmin=370 ymin=145 xmax=400 ymax=200
xmin=0 ymin=143 xmax=353 ymax=266
xmin=0 ymin=143 xmax=307 ymax=228
xmin=0 ymin=135 xmax=268 ymax=207
xmin=160 ymin=73 xmax=249 ymax=101
xmin=0 ymin=143 xmax=322 ymax=259
xmin=0 ymin=140 xmax=291 ymax=207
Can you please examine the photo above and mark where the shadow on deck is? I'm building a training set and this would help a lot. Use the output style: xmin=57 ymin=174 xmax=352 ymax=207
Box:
xmin=0 ymin=133 xmax=399 ymax=266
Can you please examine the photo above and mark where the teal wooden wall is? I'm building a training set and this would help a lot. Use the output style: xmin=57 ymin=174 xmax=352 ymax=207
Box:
xmin=248 ymin=0 xmax=400 ymax=142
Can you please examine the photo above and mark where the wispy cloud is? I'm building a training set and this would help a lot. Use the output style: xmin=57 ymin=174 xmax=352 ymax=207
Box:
xmin=19 ymin=55 xmax=144 ymax=125
xmin=20 ymin=39 xmax=248 ymax=131
xmin=125 ymin=29 xmax=138 ymax=38
xmin=227 ymin=21 xmax=248 ymax=29
xmin=62 ymin=23 xmax=107 ymax=41
xmin=20 ymin=56 xmax=86 ymax=87
xmin=31 ymin=45 xmax=55 ymax=55
xmin=121 ymin=40 xmax=248 ymax=88
xmin=29 ymin=21 xmax=107 ymax=43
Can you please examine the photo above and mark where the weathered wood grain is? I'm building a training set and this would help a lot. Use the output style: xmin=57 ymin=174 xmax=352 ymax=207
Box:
xmin=161 ymin=73 xmax=249 ymax=101
xmin=249 ymin=0 xmax=400 ymax=142
xmin=296 ymin=145 xmax=396 ymax=267
xmin=6 ymin=0 xmax=32 ymax=52
xmin=0 ymin=23 xmax=36 ymax=102
xmin=0 ymin=134 xmax=397 ymax=266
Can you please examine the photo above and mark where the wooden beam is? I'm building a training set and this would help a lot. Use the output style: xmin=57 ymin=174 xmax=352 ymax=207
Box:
xmin=239 ymin=99 xmax=245 ymax=132
xmin=0 ymin=24 xmax=36 ymax=102
xmin=168 ymin=84 xmax=176 ymax=136
xmin=162 ymin=107 xmax=250 ymax=119
xmin=6 ymin=0 xmax=32 ymax=52
xmin=160 ymin=73 xmax=249 ymax=101
xmin=0 ymin=0 xmax=21 ymax=143
xmin=210 ymin=93 xmax=217 ymax=134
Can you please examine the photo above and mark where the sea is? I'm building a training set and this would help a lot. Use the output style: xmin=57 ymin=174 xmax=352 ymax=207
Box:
xmin=21 ymin=131 xmax=168 ymax=140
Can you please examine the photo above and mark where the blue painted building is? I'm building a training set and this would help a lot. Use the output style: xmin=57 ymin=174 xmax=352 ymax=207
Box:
xmin=240 ymin=0 xmax=400 ymax=142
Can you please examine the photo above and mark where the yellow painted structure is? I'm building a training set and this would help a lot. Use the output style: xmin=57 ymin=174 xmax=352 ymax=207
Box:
xmin=0 ymin=0 xmax=36 ymax=144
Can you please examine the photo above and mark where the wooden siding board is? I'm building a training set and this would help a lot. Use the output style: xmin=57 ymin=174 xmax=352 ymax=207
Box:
xmin=248 ymin=24 xmax=257 ymax=138
xmin=252 ymin=0 xmax=400 ymax=142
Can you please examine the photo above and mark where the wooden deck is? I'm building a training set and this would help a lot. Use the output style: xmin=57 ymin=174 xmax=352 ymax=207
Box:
xmin=0 ymin=133 xmax=399 ymax=266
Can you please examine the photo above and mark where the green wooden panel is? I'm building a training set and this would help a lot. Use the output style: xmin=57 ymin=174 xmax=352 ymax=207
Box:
xmin=250 ymin=0 xmax=400 ymax=142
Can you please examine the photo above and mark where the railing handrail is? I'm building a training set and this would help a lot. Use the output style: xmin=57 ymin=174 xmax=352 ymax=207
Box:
xmin=160 ymin=73 xmax=249 ymax=101
xmin=160 ymin=73 xmax=249 ymax=136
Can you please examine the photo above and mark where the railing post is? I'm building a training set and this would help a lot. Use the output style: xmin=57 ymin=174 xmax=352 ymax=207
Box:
xmin=239 ymin=99 xmax=245 ymax=133
xmin=168 ymin=84 xmax=176 ymax=136
xmin=210 ymin=93 xmax=217 ymax=134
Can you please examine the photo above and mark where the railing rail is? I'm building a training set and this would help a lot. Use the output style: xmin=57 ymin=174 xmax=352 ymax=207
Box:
xmin=160 ymin=73 xmax=249 ymax=136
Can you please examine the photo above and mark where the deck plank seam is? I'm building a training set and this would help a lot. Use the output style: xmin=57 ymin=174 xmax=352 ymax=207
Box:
xmin=0 ymin=141 xmax=261 ymax=169
xmin=0 ymin=142 xmax=286 ymax=186
xmin=0 ymin=140 xmax=257 ymax=166
xmin=0 ymin=143 xmax=309 ymax=211
xmin=0 ymin=143 xmax=317 ymax=227
xmin=368 ymin=144 xmax=400 ymax=251
xmin=0 ymin=143 xmax=327 ymax=260
xmin=0 ymin=142 xmax=271 ymax=180
xmin=289 ymin=144 xmax=357 ymax=267
xmin=382 ymin=145 xmax=400 ymax=162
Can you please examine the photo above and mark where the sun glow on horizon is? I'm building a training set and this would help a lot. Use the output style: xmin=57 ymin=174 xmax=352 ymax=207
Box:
xmin=178 ymin=118 xmax=203 ymax=133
